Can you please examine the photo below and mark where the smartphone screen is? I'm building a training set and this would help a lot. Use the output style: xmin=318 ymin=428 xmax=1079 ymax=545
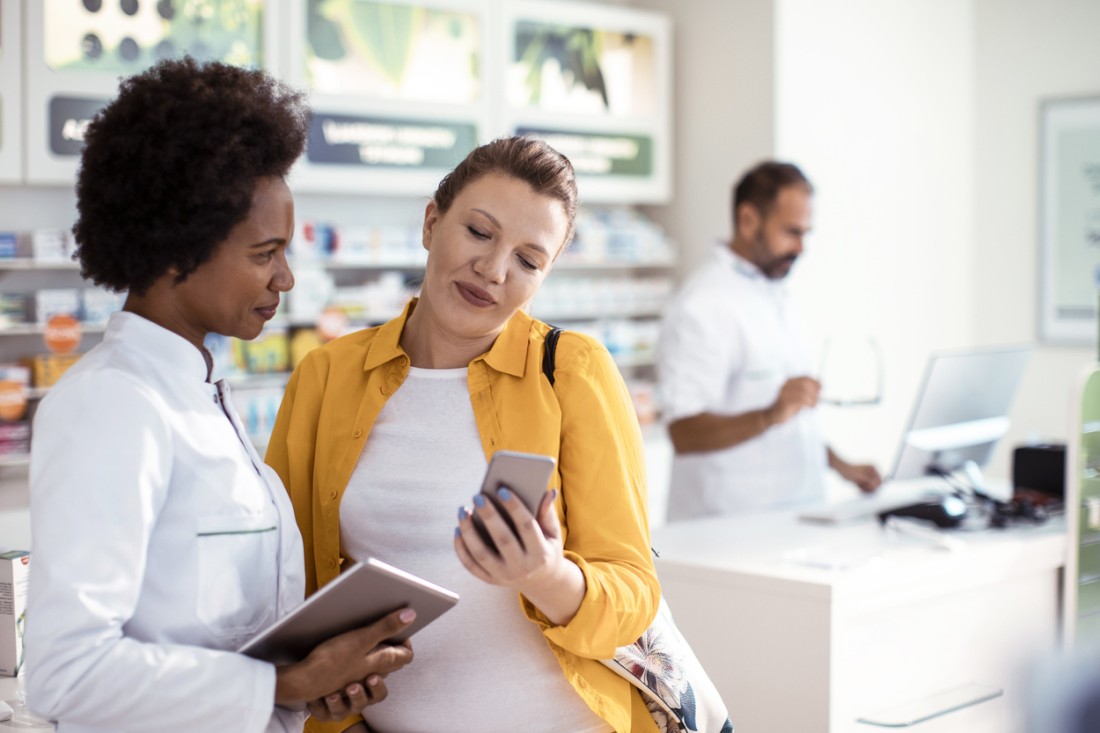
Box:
xmin=471 ymin=450 xmax=556 ymax=554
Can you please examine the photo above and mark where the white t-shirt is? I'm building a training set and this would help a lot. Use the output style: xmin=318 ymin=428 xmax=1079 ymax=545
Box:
xmin=657 ymin=245 xmax=827 ymax=519
xmin=340 ymin=367 xmax=610 ymax=733
xmin=27 ymin=311 xmax=305 ymax=733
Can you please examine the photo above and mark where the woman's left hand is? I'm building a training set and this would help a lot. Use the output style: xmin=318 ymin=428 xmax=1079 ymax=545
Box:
xmin=455 ymin=488 xmax=586 ymax=625
xmin=305 ymin=673 xmax=391 ymax=722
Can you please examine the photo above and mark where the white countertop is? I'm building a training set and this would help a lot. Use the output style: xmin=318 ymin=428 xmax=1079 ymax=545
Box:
xmin=651 ymin=500 xmax=1066 ymax=617
xmin=0 ymin=675 xmax=51 ymax=729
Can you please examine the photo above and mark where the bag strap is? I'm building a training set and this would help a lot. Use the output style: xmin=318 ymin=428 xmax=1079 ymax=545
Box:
xmin=542 ymin=326 xmax=563 ymax=385
xmin=540 ymin=326 xmax=661 ymax=560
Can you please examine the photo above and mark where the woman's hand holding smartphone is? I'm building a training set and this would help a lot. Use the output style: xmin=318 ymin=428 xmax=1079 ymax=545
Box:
xmin=454 ymin=450 xmax=587 ymax=626
xmin=469 ymin=450 xmax=556 ymax=553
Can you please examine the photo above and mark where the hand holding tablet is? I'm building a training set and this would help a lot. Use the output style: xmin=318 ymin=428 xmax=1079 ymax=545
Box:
xmin=240 ymin=557 xmax=459 ymax=665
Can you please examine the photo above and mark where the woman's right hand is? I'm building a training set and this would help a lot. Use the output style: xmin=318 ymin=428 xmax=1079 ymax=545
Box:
xmin=273 ymin=608 xmax=416 ymax=712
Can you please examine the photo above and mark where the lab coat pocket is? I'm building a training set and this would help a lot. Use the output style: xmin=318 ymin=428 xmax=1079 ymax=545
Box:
xmin=736 ymin=365 xmax=784 ymax=411
xmin=195 ymin=508 xmax=278 ymax=639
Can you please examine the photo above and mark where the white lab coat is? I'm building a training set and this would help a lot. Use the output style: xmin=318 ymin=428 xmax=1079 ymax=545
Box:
xmin=26 ymin=312 xmax=306 ymax=733
xmin=657 ymin=245 xmax=827 ymax=519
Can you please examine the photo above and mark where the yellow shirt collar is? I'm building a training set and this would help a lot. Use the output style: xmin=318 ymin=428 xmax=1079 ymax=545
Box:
xmin=361 ymin=297 xmax=533 ymax=378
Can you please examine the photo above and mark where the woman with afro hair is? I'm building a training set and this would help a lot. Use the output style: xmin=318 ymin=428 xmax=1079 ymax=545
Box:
xmin=24 ymin=58 xmax=414 ymax=733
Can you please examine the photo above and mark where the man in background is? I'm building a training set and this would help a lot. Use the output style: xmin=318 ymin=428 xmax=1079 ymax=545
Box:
xmin=656 ymin=161 xmax=881 ymax=521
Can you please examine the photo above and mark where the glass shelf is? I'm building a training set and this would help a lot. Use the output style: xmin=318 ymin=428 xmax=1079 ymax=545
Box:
xmin=0 ymin=454 xmax=30 ymax=468
xmin=0 ymin=258 xmax=79 ymax=270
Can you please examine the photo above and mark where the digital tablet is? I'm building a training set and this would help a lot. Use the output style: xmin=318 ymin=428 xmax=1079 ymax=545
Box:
xmin=238 ymin=557 xmax=459 ymax=665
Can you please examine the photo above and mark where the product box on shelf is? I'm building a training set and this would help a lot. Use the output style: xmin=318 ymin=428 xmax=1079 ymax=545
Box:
xmin=81 ymin=289 xmax=125 ymax=326
xmin=0 ymin=294 xmax=27 ymax=328
xmin=0 ymin=365 xmax=31 ymax=423
xmin=0 ymin=550 xmax=29 ymax=677
xmin=0 ymin=232 xmax=17 ymax=259
xmin=0 ymin=422 xmax=29 ymax=454
xmin=23 ymin=353 xmax=82 ymax=388
xmin=33 ymin=289 xmax=81 ymax=325
xmin=19 ymin=229 xmax=73 ymax=262
xmin=233 ymin=328 xmax=289 ymax=374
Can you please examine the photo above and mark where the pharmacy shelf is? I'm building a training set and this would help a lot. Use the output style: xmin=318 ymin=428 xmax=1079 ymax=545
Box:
xmin=0 ymin=258 xmax=79 ymax=270
xmin=288 ymin=258 xmax=675 ymax=272
xmin=555 ymin=258 xmax=676 ymax=271
xmin=0 ymin=323 xmax=106 ymax=336
xmin=611 ymin=352 xmax=658 ymax=369
xmin=0 ymin=454 xmax=29 ymax=468
xmin=533 ymin=306 xmax=665 ymax=320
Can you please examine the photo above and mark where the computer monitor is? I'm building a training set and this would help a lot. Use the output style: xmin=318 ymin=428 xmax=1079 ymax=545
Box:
xmin=890 ymin=344 xmax=1032 ymax=484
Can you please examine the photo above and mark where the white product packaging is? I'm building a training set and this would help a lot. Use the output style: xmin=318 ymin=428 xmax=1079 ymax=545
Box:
xmin=33 ymin=289 xmax=81 ymax=325
xmin=19 ymin=229 xmax=72 ymax=262
xmin=0 ymin=550 xmax=29 ymax=676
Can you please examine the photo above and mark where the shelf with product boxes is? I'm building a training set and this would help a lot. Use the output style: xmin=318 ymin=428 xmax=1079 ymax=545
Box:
xmin=0 ymin=208 xmax=677 ymax=478
xmin=277 ymin=207 xmax=676 ymax=431
xmin=0 ymin=229 xmax=127 ymax=470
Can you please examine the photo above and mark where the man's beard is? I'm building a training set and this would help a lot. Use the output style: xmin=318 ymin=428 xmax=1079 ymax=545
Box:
xmin=760 ymin=253 xmax=798 ymax=279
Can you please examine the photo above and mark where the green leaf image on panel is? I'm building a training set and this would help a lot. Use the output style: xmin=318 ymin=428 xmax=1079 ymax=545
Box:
xmin=44 ymin=0 xmax=263 ymax=73
xmin=306 ymin=0 xmax=479 ymax=103
xmin=516 ymin=23 xmax=608 ymax=110
xmin=316 ymin=0 xmax=418 ymax=87
xmin=308 ymin=0 xmax=346 ymax=60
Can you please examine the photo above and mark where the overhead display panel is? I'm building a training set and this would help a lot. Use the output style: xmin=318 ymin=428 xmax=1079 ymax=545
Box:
xmin=500 ymin=0 xmax=672 ymax=203
xmin=25 ymin=0 xmax=280 ymax=185
xmin=0 ymin=0 xmax=22 ymax=182
xmin=287 ymin=0 xmax=490 ymax=195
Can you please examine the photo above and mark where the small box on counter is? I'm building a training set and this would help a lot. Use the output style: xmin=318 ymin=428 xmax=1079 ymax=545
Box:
xmin=0 ymin=550 xmax=30 ymax=676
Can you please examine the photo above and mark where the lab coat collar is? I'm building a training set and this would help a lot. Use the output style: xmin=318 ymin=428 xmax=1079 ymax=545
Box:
xmin=103 ymin=311 xmax=212 ymax=383
xmin=361 ymin=297 xmax=529 ymax=378
xmin=718 ymin=243 xmax=789 ymax=293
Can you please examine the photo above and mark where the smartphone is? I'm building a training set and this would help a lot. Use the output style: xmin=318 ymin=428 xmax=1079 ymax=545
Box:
xmin=470 ymin=450 xmax=556 ymax=554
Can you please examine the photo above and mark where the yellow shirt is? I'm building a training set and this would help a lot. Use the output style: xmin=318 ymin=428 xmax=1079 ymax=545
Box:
xmin=266 ymin=301 xmax=660 ymax=733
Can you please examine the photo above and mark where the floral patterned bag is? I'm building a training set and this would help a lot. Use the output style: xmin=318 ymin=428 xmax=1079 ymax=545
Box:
xmin=542 ymin=329 xmax=734 ymax=733
xmin=601 ymin=596 xmax=733 ymax=733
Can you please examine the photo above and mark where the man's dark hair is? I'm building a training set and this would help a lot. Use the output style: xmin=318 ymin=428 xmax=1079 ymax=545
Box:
xmin=732 ymin=161 xmax=813 ymax=222
xmin=73 ymin=57 xmax=311 ymax=295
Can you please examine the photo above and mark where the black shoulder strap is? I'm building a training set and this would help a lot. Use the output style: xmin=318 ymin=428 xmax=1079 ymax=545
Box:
xmin=542 ymin=326 xmax=563 ymax=385
xmin=539 ymin=325 xmax=659 ymax=559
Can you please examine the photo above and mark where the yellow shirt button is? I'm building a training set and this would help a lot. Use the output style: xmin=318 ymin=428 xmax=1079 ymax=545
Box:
xmin=328 ymin=558 xmax=337 ymax=568
xmin=329 ymin=490 xmax=338 ymax=500
xmin=353 ymin=428 xmax=362 ymax=438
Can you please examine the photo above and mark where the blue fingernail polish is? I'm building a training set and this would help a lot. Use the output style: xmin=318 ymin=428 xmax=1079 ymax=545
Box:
xmin=473 ymin=494 xmax=486 ymax=508
xmin=454 ymin=526 xmax=461 ymax=537
xmin=498 ymin=487 xmax=513 ymax=501
xmin=458 ymin=506 xmax=468 ymax=520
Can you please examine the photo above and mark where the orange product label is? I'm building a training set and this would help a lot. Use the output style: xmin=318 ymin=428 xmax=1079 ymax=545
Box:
xmin=0 ymin=380 xmax=27 ymax=422
xmin=43 ymin=314 xmax=82 ymax=355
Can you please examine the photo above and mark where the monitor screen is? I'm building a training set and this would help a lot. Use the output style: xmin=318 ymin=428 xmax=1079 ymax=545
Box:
xmin=890 ymin=345 xmax=1032 ymax=481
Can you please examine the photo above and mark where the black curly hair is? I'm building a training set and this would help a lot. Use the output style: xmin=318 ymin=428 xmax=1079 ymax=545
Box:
xmin=73 ymin=57 xmax=310 ymax=295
